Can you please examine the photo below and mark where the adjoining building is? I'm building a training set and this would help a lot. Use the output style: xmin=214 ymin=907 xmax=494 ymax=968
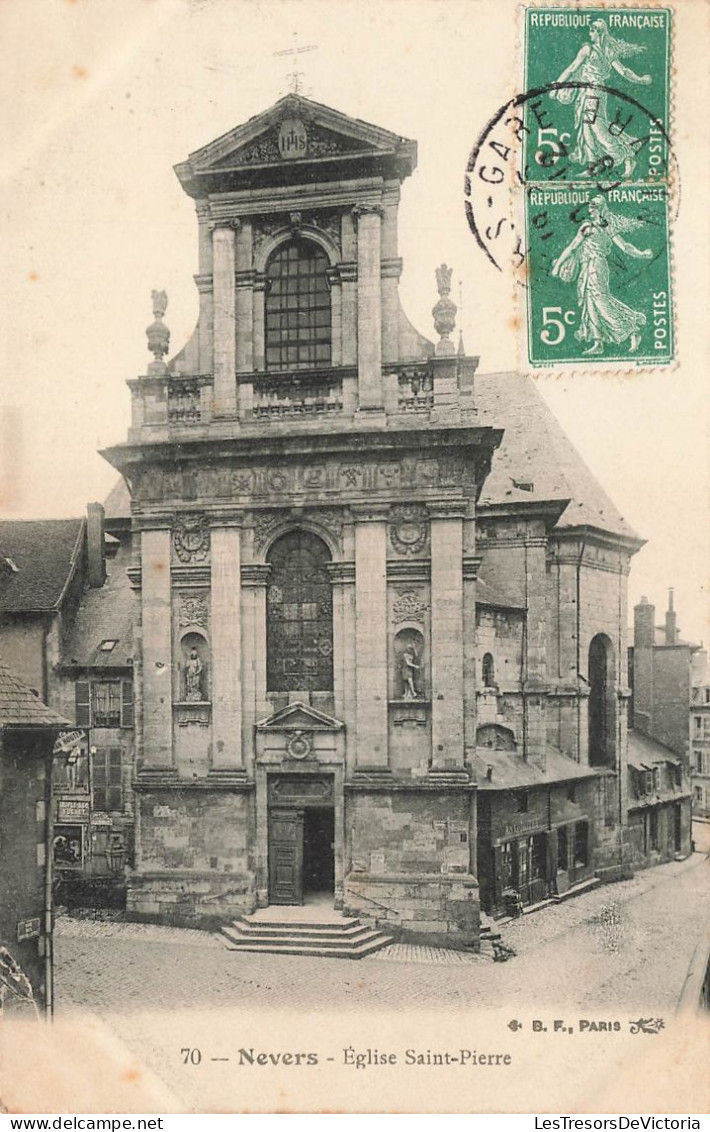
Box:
xmin=627 ymin=591 xmax=694 ymax=868
xmin=0 ymin=663 xmax=69 ymax=1016
xmin=0 ymin=505 xmax=136 ymax=890
xmin=100 ymin=93 xmax=645 ymax=944
xmin=690 ymin=649 xmax=710 ymax=820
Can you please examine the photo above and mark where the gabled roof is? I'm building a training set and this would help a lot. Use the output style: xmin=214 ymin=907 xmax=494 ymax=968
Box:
xmin=0 ymin=518 xmax=84 ymax=613
xmin=0 ymin=663 xmax=69 ymax=729
xmin=256 ymin=700 xmax=343 ymax=731
xmin=475 ymin=372 xmax=641 ymax=543
xmin=175 ymin=93 xmax=417 ymax=197
xmin=62 ymin=537 xmax=134 ymax=670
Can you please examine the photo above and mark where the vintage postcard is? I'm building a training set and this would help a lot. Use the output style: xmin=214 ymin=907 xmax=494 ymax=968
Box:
xmin=0 ymin=0 xmax=709 ymax=1118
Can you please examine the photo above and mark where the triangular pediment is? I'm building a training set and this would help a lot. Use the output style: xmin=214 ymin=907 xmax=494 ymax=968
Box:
xmin=256 ymin=700 xmax=344 ymax=732
xmin=175 ymin=95 xmax=416 ymax=194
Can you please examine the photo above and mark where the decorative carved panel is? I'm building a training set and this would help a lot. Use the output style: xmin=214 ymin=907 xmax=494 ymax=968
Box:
xmin=392 ymin=586 xmax=430 ymax=624
xmin=173 ymin=514 xmax=210 ymax=563
xmin=389 ymin=505 xmax=429 ymax=556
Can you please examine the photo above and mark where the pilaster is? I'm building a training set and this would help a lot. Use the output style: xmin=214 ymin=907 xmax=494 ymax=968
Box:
xmin=211 ymin=521 xmax=244 ymax=770
xmin=212 ymin=222 xmax=238 ymax=417
xmin=353 ymin=205 xmax=383 ymax=410
xmin=354 ymin=510 xmax=388 ymax=769
xmin=430 ymin=508 xmax=465 ymax=769
xmin=141 ymin=528 xmax=173 ymax=767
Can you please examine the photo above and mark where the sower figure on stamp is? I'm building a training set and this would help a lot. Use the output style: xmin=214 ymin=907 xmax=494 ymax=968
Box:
xmin=400 ymin=642 xmax=421 ymax=700
xmin=551 ymin=196 xmax=653 ymax=356
xmin=550 ymin=19 xmax=652 ymax=177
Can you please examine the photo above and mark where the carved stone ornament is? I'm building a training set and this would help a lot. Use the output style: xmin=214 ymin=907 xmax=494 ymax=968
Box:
xmin=173 ymin=514 xmax=210 ymax=563
xmin=433 ymin=263 xmax=457 ymax=357
xmin=392 ymin=587 xmax=430 ymax=624
xmin=178 ymin=595 xmax=209 ymax=629
xmin=253 ymin=510 xmax=289 ymax=554
xmin=146 ymin=290 xmax=170 ymax=375
xmin=286 ymin=730 xmax=313 ymax=760
xmin=389 ymin=505 xmax=429 ymax=556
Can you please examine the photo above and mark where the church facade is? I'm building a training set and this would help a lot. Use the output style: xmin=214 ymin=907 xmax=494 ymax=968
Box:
xmin=104 ymin=95 xmax=645 ymax=944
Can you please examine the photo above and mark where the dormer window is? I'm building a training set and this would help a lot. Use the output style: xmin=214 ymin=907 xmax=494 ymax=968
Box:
xmin=265 ymin=239 xmax=331 ymax=371
xmin=99 ymin=639 xmax=118 ymax=652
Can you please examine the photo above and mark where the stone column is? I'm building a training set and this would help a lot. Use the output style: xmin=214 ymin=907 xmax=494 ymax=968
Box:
xmin=141 ymin=528 xmax=173 ymax=767
xmin=430 ymin=509 xmax=465 ymax=770
xmin=241 ymin=562 xmax=270 ymax=775
xmin=340 ymin=264 xmax=358 ymax=367
xmin=210 ymin=521 xmax=244 ymax=771
xmin=212 ymin=222 xmax=238 ymax=417
xmin=195 ymin=201 xmax=214 ymax=375
xmin=354 ymin=509 xmax=389 ymax=769
xmin=327 ymin=268 xmax=343 ymax=367
xmin=354 ymin=205 xmax=383 ymax=411
xmin=381 ymin=187 xmax=400 ymax=365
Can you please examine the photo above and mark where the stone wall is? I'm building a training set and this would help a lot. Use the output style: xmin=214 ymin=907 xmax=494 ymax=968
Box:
xmin=343 ymin=788 xmax=478 ymax=946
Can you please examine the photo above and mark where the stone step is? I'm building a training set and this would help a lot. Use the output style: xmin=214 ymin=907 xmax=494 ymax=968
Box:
xmin=221 ymin=925 xmax=386 ymax=951
xmin=240 ymin=913 xmax=361 ymax=932
xmin=220 ymin=935 xmax=394 ymax=960
xmin=228 ymin=921 xmax=373 ymax=941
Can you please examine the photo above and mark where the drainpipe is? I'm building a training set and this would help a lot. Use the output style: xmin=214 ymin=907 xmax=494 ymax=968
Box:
xmin=575 ymin=534 xmax=588 ymax=763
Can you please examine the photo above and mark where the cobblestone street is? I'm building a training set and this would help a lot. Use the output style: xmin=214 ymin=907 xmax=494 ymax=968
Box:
xmin=50 ymin=843 xmax=710 ymax=1111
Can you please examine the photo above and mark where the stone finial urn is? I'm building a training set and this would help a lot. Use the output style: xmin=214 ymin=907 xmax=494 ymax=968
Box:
xmin=432 ymin=263 xmax=457 ymax=357
xmin=146 ymin=289 xmax=170 ymax=374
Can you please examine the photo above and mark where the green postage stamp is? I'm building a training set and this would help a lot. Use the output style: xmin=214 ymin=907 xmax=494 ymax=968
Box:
xmin=521 ymin=6 xmax=675 ymax=367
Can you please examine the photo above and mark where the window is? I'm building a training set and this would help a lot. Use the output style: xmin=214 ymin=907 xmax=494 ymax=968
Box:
xmin=99 ymin=639 xmax=118 ymax=652
xmin=648 ymin=809 xmax=659 ymax=851
xmin=574 ymin=821 xmax=589 ymax=867
xmin=673 ymin=763 xmax=683 ymax=787
xmin=515 ymin=792 xmax=529 ymax=814
xmin=482 ymin=653 xmax=496 ymax=688
xmin=697 ymin=751 xmax=705 ymax=774
xmin=652 ymin=766 xmax=661 ymax=792
xmin=265 ymin=239 xmax=331 ymax=371
xmin=644 ymin=770 xmax=654 ymax=794
xmin=695 ymin=785 xmax=704 ymax=804
xmin=75 ymin=681 xmax=134 ymax=728
xmin=695 ymin=716 xmax=703 ymax=732
xmin=557 ymin=825 xmax=569 ymax=871
xmin=567 ymin=784 xmax=577 ymax=803
xmin=266 ymin=530 xmax=333 ymax=692
xmin=92 ymin=747 xmax=123 ymax=813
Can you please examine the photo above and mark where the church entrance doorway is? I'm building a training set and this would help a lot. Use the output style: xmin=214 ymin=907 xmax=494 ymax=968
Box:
xmin=266 ymin=775 xmax=335 ymax=906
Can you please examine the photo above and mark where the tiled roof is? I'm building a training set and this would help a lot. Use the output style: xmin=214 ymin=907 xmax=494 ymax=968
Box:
xmin=628 ymin=730 xmax=682 ymax=769
xmin=0 ymin=663 xmax=69 ymax=729
xmin=476 ymin=575 xmax=525 ymax=612
xmin=475 ymin=372 xmax=640 ymax=541
xmin=474 ymin=746 xmax=600 ymax=790
xmin=103 ymin=478 xmax=131 ymax=521
xmin=62 ymin=537 xmax=134 ymax=669
xmin=0 ymin=519 xmax=84 ymax=612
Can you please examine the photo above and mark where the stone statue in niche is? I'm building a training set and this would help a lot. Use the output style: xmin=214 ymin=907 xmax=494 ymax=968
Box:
xmin=184 ymin=648 xmax=204 ymax=702
xmin=394 ymin=627 xmax=425 ymax=701
xmin=400 ymin=642 xmax=422 ymax=700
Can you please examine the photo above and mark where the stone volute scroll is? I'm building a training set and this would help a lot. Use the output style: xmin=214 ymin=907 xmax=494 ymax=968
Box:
xmin=146 ymin=290 xmax=170 ymax=374
xmin=432 ymin=264 xmax=457 ymax=357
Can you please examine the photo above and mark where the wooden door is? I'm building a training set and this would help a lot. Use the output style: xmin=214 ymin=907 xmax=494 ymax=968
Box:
xmin=268 ymin=809 xmax=304 ymax=905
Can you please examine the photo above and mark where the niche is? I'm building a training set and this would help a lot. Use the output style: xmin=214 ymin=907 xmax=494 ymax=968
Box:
xmin=178 ymin=630 xmax=209 ymax=703
xmin=392 ymin=628 xmax=426 ymax=702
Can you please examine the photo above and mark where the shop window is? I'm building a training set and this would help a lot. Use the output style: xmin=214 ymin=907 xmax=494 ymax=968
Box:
xmin=557 ymin=826 xmax=569 ymax=871
xmin=92 ymin=747 xmax=123 ymax=813
xmin=648 ymin=809 xmax=659 ymax=851
xmin=515 ymin=792 xmax=529 ymax=814
xmin=75 ymin=680 xmax=133 ymax=729
xmin=588 ymin=634 xmax=616 ymax=768
xmin=265 ymin=239 xmax=331 ymax=371
xmin=574 ymin=821 xmax=589 ymax=867
xmin=266 ymin=530 xmax=333 ymax=692
xmin=482 ymin=653 xmax=496 ymax=687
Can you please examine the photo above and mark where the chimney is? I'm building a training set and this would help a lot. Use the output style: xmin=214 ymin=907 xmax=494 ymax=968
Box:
xmin=634 ymin=596 xmax=655 ymax=648
xmin=665 ymin=587 xmax=678 ymax=645
xmin=87 ymin=502 xmax=106 ymax=589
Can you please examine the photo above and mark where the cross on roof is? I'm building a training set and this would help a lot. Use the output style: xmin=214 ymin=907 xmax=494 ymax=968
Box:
xmin=274 ymin=34 xmax=318 ymax=95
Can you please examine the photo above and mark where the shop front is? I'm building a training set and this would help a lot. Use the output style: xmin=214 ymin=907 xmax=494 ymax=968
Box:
xmin=475 ymin=749 xmax=598 ymax=918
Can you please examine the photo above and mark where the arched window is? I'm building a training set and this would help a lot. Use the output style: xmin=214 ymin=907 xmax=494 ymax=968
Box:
xmin=265 ymin=239 xmax=331 ymax=371
xmin=482 ymin=652 xmax=496 ymax=687
xmin=266 ymin=531 xmax=333 ymax=692
xmin=588 ymin=633 xmax=616 ymax=768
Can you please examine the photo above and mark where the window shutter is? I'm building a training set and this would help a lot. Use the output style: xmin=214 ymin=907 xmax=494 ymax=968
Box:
xmin=108 ymin=747 xmax=123 ymax=812
xmin=75 ymin=681 xmax=91 ymax=727
xmin=121 ymin=680 xmax=134 ymax=728
xmin=92 ymin=748 xmax=107 ymax=812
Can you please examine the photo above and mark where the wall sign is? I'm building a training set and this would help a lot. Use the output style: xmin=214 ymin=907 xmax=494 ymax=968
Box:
xmin=16 ymin=918 xmax=41 ymax=942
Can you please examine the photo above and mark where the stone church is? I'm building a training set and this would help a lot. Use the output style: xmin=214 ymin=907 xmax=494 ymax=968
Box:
xmin=103 ymin=94 xmax=651 ymax=943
